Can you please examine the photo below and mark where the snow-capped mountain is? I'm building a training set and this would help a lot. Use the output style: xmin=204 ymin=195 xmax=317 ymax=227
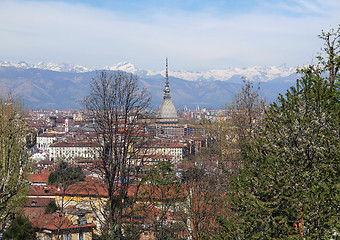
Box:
xmin=168 ymin=65 xmax=297 ymax=82
xmin=0 ymin=60 xmax=95 ymax=73
xmin=0 ymin=60 xmax=297 ymax=82
xmin=0 ymin=60 xmax=299 ymax=109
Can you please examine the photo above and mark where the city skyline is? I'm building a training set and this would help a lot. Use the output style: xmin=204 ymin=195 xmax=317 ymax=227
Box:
xmin=1 ymin=0 xmax=339 ymax=71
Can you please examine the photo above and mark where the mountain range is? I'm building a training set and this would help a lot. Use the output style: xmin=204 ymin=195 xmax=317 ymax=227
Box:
xmin=0 ymin=60 xmax=300 ymax=109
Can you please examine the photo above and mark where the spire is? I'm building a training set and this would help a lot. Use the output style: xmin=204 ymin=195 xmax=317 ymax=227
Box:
xmin=163 ymin=57 xmax=171 ymax=99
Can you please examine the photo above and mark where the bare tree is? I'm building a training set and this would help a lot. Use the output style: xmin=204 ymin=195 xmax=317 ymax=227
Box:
xmin=228 ymin=78 xmax=266 ymax=145
xmin=317 ymin=26 xmax=340 ymax=88
xmin=180 ymin=163 xmax=227 ymax=240
xmin=82 ymin=71 xmax=151 ymax=239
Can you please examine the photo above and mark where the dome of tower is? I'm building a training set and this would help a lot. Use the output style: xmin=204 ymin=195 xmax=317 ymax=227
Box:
xmin=156 ymin=98 xmax=178 ymax=124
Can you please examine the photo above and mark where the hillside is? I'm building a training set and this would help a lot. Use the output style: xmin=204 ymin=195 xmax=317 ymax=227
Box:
xmin=0 ymin=64 xmax=299 ymax=109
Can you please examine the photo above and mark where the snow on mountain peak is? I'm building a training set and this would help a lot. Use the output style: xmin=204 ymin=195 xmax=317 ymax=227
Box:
xmin=0 ymin=60 xmax=297 ymax=82
xmin=104 ymin=62 xmax=139 ymax=73
xmin=0 ymin=60 xmax=95 ymax=73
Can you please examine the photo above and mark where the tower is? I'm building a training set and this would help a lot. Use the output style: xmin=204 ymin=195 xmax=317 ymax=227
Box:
xmin=156 ymin=58 xmax=178 ymax=125
xmin=65 ymin=118 xmax=69 ymax=133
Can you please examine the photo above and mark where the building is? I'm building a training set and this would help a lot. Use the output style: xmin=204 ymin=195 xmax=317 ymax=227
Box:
xmin=31 ymin=212 xmax=95 ymax=240
xmin=55 ymin=180 xmax=188 ymax=239
xmin=49 ymin=141 xmax=100 ymax=162
xmin=24 ymin=185 xmax=57 ymax=220
xmin=36 ymin=132 xmax=61 ymax=152
xmin=148 ymin=58 xmax=182 ymax=138
xmin=148 ymin=58 xmax=205 ymax=139
xmin=146 ymin=140 xmax=187 ymax=164
xmin=156 ymin=58 xmax=179 ymax=125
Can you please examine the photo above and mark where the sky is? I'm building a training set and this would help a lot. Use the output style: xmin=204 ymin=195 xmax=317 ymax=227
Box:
xmin=0 ymin=0 xmax=339 ymax=71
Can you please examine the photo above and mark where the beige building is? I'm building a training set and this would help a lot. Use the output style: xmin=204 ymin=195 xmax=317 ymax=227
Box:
xmin=147 ymin=141 xmax=186 ymax=164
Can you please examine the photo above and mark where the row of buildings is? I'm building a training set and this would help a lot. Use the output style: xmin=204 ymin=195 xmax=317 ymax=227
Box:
xmin=23 ymin=60 xmax=217 ymax=239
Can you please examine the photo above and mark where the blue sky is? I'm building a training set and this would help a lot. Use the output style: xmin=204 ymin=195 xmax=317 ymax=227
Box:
xmin=0 ymin=0 xmax=339 ymax=71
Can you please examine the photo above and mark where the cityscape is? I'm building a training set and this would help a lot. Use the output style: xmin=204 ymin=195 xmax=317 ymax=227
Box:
xmin=0 ymin=0 xmax=339 ymax=240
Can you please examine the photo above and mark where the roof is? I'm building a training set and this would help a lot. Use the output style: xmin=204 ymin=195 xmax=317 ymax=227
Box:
xmin=25 ymin=197 xmax=52 ymax=207
xmin=31 ymin=213 xmax=72 ymax=230
xmin=156 ymin=98 xmax=179 ymax=124
xmin=29 ymin=185 xmax=58 ymax=196
xmin=149 ymin=142 xmax=185 ymax=148
xmin=138 ymin=154 xmax=173 ymax=160
xmin=28 ymin=174 xmax=49 ymax=184
xmin=38 ymin=132 xmax=59 ymax=138
xmin=31 ymin=213 xmax=95 ymax=231
xmin=50 ymin=141 xmax=100 ymax=148
xmin=61 ymin=181 xmax=108 ymax=197
xmin=57 ymin=181 xmax=188 ymax=200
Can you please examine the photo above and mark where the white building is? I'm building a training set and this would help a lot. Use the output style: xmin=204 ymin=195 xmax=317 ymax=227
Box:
xmin=49 ymin=141 xmax=100 ymax=162
xmin=36 ymin=132 xmax=62 ymax=152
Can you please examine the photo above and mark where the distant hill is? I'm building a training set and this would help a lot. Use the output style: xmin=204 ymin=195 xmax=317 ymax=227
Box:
xmin=0 ymin=61 xmax=300 ymax=109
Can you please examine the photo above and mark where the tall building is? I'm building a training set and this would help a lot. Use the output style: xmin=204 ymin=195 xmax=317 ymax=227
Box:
xmin=156 ymin=58 xmax=178 ymax=125
xmin=147 ymin=58 xmax=204 ymax=139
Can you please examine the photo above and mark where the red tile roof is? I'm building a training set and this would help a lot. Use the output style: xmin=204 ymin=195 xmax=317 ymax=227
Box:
xmin=57 ymin=181 xmax=187 ymax=200
xmin=31 ymin=213 xmax=72 ymax=230
xmin=28 ymin=174 xmax=49 ymax=184
xmin=29 ymin=185 xmax=58 ymax=196
xmin=31 ymin=213 xmax=95 ymax=231
xmin=25 ymin=197 xmax=52 ymax=207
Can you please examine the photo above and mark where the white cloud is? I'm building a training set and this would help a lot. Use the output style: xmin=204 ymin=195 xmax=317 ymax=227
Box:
xmin=0 ymin=0 xmax=339 ymax=71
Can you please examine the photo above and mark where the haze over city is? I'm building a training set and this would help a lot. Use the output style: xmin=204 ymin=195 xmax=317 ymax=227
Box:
xmin=1 ymin=0 xmax=340 ymax=71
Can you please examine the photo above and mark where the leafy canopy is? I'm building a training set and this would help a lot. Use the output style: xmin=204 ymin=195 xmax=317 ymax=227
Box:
xmin=48 ymin=161 xmax=85 ymax=187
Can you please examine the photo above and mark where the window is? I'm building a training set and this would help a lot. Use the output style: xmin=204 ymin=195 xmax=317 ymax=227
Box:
xmin=78 ymin=214 xmax=86 ymax=225
xmin=63 ymin=233 xmax=71 ymax=240
xmin=79 ymin=231 xmax=84 ymax=240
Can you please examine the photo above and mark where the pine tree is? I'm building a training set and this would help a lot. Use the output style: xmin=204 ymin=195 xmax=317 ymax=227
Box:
xmin=3 ymin=214 xmax=36 ymax=240
xmin=217 ymin=27 xmax=339 ymax=239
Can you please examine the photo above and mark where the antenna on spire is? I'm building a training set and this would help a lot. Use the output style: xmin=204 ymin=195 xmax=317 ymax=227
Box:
xmin=163 ymin=57 xmax=171 ymax=99
xmin=165 ymin=57 xmax=169 ymax=84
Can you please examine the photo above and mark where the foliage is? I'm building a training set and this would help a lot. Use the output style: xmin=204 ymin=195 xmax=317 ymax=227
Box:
xmin=48 ymin=161 xmax=85 ymax=187
xmin=25 ymin=130 xmax=37 ymax=149
xmin=45 ymin=200 xmax=59 ymax=214
xmin=3 ymin=214 xmax=36 ymax=240
xmin=0 ymin=96 xmax=30 ymax=232
xmin=217 ymin=27 xmax=340 ymax=239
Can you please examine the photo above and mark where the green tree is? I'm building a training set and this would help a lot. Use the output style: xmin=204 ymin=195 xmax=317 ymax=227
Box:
xmin=217 ymin=27 xmax=339 ymax=239
xmin=0 ymin=96 xmax=30 ymax=232
xmin=48 ymin=161 xmax=85 ymax=187
xmin=3 ymin=214 xmax=36 ymax=240
xmin=44 ymin=200 xmax=59 ymax=214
